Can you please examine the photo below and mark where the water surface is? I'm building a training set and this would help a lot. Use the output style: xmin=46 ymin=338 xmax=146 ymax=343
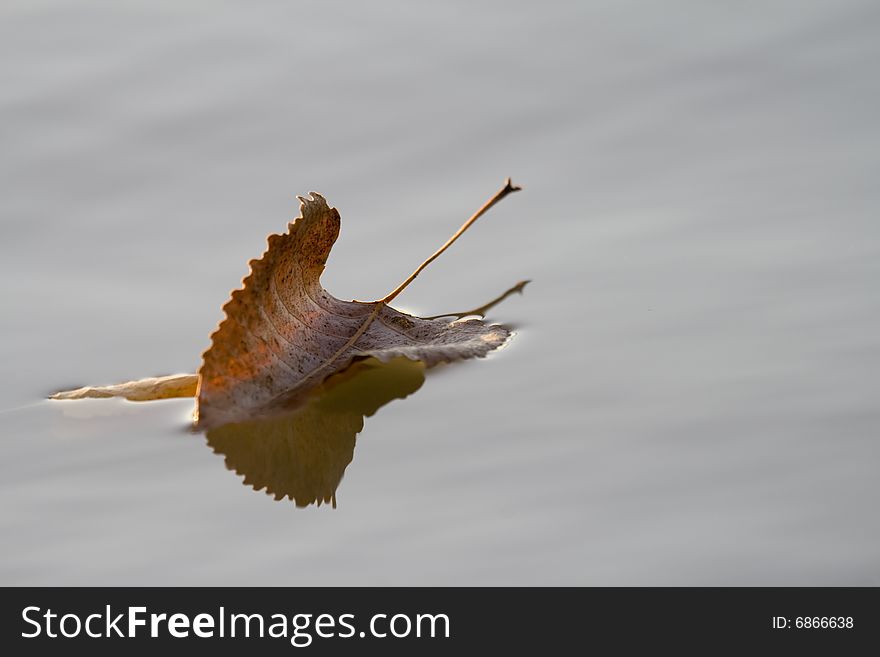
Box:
xmin=1 ymin=0 xmax=879 ymax=585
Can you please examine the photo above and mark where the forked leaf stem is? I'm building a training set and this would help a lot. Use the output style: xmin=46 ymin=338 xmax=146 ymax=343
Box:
xmin=421 ymin=279 xmax=531 ymax=320
xmin=380 ymin=178 xmax=521 ymax=304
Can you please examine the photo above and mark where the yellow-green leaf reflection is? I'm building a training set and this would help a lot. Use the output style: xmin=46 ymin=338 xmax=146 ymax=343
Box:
xmin=204 ymin=356 xmax=425 ymax=507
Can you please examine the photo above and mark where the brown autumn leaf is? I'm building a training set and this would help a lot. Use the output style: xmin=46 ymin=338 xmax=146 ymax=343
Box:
xmin=50 ymin=180 xmax=524 ymax=429
xmin=195 ymin=189 xmax=514 ymax=429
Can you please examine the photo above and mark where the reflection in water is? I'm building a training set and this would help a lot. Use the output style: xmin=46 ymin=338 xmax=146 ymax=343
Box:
xmin=204 ymin=357 xmax=425 ymax=507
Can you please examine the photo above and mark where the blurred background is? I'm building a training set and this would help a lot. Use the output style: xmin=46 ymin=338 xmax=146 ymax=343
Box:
xmin=1 ymin=0 xmax=879 ymax=585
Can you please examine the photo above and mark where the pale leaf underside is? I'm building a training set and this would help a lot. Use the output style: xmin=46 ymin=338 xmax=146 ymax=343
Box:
xmin=50 ymin=374 xmax=199 ymax=402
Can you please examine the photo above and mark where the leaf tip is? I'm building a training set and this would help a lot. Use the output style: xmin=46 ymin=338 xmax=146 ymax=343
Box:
xmin=504 ymin=177 xmax=523 ymax=193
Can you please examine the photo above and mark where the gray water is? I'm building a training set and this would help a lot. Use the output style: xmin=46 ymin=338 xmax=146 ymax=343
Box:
xmin=2 ymin=0 xmax=879 ymax=585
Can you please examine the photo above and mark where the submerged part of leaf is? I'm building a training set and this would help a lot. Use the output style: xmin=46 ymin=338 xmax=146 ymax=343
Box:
xmin=206 ymin=356 xmax=425 ymax=506
xmin=196 ymin=193 xmax=510 ymax=429
xmin=50 ymin=374 xmax=199 ymax=402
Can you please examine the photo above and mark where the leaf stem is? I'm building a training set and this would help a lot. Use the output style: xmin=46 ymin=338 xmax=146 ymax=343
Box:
xmin=421 ymin=279 xmax=531 ymax=320
xmin=380 ymin=178 xmax=521 ymax=304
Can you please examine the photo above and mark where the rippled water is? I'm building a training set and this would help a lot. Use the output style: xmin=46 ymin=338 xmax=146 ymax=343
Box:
xmin=2 ymin=0 xmax=879 ymax=585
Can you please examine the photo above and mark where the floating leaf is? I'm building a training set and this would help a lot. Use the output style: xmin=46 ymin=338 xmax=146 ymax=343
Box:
xmin=206 ymin=356 xmax=425 ymax=506
xmin=49 ymin=179 xmax=525 ymax=430
xmin=196 ymin=186 xmax=517 ymax=429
